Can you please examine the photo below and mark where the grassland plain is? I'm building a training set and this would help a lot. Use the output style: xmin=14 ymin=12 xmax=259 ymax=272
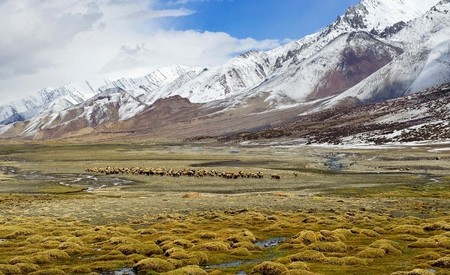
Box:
xmin=0 ymin=140 xmax=449 ymax=275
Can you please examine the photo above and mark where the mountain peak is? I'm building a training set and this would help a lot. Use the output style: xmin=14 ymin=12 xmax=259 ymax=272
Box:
xmin=340 ymin=0 xmax=440 ymax=32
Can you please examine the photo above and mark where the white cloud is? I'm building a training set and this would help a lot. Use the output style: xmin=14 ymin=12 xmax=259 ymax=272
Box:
xmin=0 ymin=0 xmax=280 ymax=103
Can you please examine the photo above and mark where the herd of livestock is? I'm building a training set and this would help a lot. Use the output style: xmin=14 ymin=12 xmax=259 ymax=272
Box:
xmin=85 ymin=166 xmax=282 ymax=179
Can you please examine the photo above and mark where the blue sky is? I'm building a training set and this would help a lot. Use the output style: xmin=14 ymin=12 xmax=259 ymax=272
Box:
xmin=160 ymin=0 xmax=360 ymax=40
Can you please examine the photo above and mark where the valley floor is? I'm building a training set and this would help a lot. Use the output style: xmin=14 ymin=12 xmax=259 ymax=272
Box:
xmin=0 ymin=141 xmax=449 ymax=275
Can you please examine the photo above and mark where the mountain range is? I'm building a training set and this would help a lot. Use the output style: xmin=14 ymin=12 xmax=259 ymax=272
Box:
xmin=1 ymin=0 xmax=449 ymax=144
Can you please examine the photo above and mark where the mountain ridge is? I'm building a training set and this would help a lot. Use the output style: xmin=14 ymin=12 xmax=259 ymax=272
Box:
xmin=1 ymin=0 xmax=448 ymax=143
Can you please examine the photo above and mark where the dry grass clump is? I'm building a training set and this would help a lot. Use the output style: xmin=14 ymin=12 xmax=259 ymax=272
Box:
xmin=71 ymin=266 xmax=91 ymax=273
xmin=173 ymin=239 xmax=195 ymax=249
xmin=134 ymin=258 xmax=176 ymax=273
xmin=4 ymin=229 xmax=35 ymax=239
xmin=188 ymin=251 xmax=208 ymax=266
xmin=8 ymin=256 xmax=33 ymax=265
xmin=14 ymin=263 xmax=40 ymax=273
xmin=369 ymin=239 xmax=402 ymax=255
xmin=198 ymin=241 xmax=230 ymax=252
xmin=40 ymin=249 xmax=70 ymax=260
xmin=282 ymin=270 xmax=319 ymax=275
xmin=407 ymin=238 xmax=438 ymax=248
xmin=138 ymin=228 xmax=158 ymax=235
xmin=194 ymin=231 xmax=219 ymax=240
xmin=232 ymin=241 xmax=262 ymax=251
xmin=156 ymin=235 xmax=179 ymax=245
xmin=391 ymin=269 xmax=436 ymax=275
xmin=0 ymin=240 xmax=16 ymax=248
xmin=322 ymin=256 xmax=368 ymax=266
xmin=332 ymin=229 xmax=353 ymax=238
xmin=141 ymin=242 xmax=164 ymax=256
xmin=286 ymin=261 xmax=309 ymax=270
xmin=31 ymin=249 xmax=70 ymax=264
xmin=291 ymin=231 xmax=317 ymax=245
xmin=414 ymin=252 xmax=441 ymax=260
xmin=164 ymin=248 xmax=190 ymax=259
xmin=431 ymin=256 xmax=450 ymax=268
xmin=128 ymin=254 xmax=147 ymax=265
xmin=231 ymin=247 xmax=251 ymax=256
xmin=80 ymin=233 xmax=109 ymax=243
xmin=422 ymin=221 xmax=450 ymax=231
xmin=25 ymin=235 xmax=44 ymax=244
xmin=58 ymin=241 xmax=84 ymax=254
xmin=359 ymin=229 xmax=380 ymax=237
xmin=251 ymin=261 xmax=288 ymax=275
xmin=97 ymin=250 xmax=127 ymax=261
xmin=275 ymin=257 xmax=292 ymax=265
xmin=89 ymin=260 xmax=132 ymax=272
xmin=110 ymin=236 xmax=139 ymax=245
xmin=316 ymin=230 xmax=341 ymax=242
xmin=0 ymin=264 xmax=21 ymax=274
xmin=28 ymin=269 xmax=66 ymax=275
xmin=226 ymin=229 xmax=257 ymax=243
xmin=117 ymin=244 xmax=141 ymax=255
xmin=396 ymin=234 xmax=418 ymax=241
xmin=308 ymin=241 xmax=347 ymax=253
xmin=356 ymin=247 xmax=386 ymax=258
xmin=392 ymin=225 xmax=425 ymax=235
xmin=289 ymin=250 xmax=325 ymax=262
xmin=164 ymin=265 xmax=208 ymax=275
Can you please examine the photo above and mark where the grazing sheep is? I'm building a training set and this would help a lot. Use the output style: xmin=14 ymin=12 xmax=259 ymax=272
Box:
xmin=271 ymin=174 xmax=281 ymax=180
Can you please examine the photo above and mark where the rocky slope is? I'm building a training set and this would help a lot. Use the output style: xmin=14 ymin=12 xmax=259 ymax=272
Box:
xmin=215 ymin=83 xmax=450 ymax=145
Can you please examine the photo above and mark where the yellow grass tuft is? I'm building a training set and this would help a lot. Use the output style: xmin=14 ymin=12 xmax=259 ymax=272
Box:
xmin=8 ymin=256 xmax=33 ymax=265
xmin=28 ymin=269 xmax=66 ymax=275
xmin=134 ymin=258 xmax=176 ymax=273
xmin=322 ymin=256 xmax=368 ymax=266
xmin=369 ymin=239 xmax=402 ymax=255
xmin=251 ymin=261 xmax=288 ymax=275
xmin=392 ymin=225 xmax=425 ymax=235
xmin=188 ymin=251 xmax=208 ymax=266
xmin=138 ymin=228 xmax=158 ymax=235
xmin=198 ymin=241 xmax=230 ymax=252
xmin=414 ymin=252 xmax=441 ymax=260
xmin=291 ymin=231 xmax=317 ymax=245
xmin=407 ymin=238 xmax=438 ymax=248
xmin=5 ymin=229 xmax=35 ymax=239
xmin=0 ymin=264 xmax=21 ymax=275
xmin=71 ymin=266 xmax=91 ymax=274
xmin=286 ymin=261 xmax=309 ymax=270
xmin=317 ymin=230 xmax=341 ymax=242
xmin=14 ymin=263 xmax=40 ymax=273
xmin=431 ymin=256 xmax=450 ymax=268
xmin=391 ymin=268 xmax=436 ymax=275
xmin=173 ymin=239 xmax=195 ymax=249
xmin=308 ymin=241 xmax=347 ymax=253
xmin=164 ymin=265 xmax=208 ymax=275
xmin=282 ymin=270 xmax=319 ymax=275
xmin=231 ymin=247 xmax=251 ymax=256
xmin=289 ymin=250 xmax=325 ymax=262
xmin=356 ymin=247 xmax=386 ymax=258
xmin=232 ymin=241 xmax=262 ymax=251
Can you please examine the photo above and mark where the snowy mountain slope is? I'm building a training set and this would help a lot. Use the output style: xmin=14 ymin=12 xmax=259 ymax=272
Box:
xmin=1 ymin=0 xmax=448 ymax=140
xmin=0 ymin=85 xmax=98 ymax=125
xmin=19 ymin=87 xmax=148 ymax=138
xmin=329 ymin=1 xmax=450 ymax=104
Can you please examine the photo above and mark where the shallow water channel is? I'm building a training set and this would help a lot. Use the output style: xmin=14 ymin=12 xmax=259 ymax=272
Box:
xmin=205 ymin=237 xmax=288 ymax=274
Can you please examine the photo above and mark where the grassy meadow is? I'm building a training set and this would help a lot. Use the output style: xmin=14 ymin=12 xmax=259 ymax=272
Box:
xmin=0 ymin=141 xmax=449 ymax=275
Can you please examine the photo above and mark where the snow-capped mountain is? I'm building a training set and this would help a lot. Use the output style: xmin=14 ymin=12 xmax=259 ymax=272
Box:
xmin=1 ymin=0 xmax=449 ymax=141
xmin=0 ymin=85 xmax=98 ymax=125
